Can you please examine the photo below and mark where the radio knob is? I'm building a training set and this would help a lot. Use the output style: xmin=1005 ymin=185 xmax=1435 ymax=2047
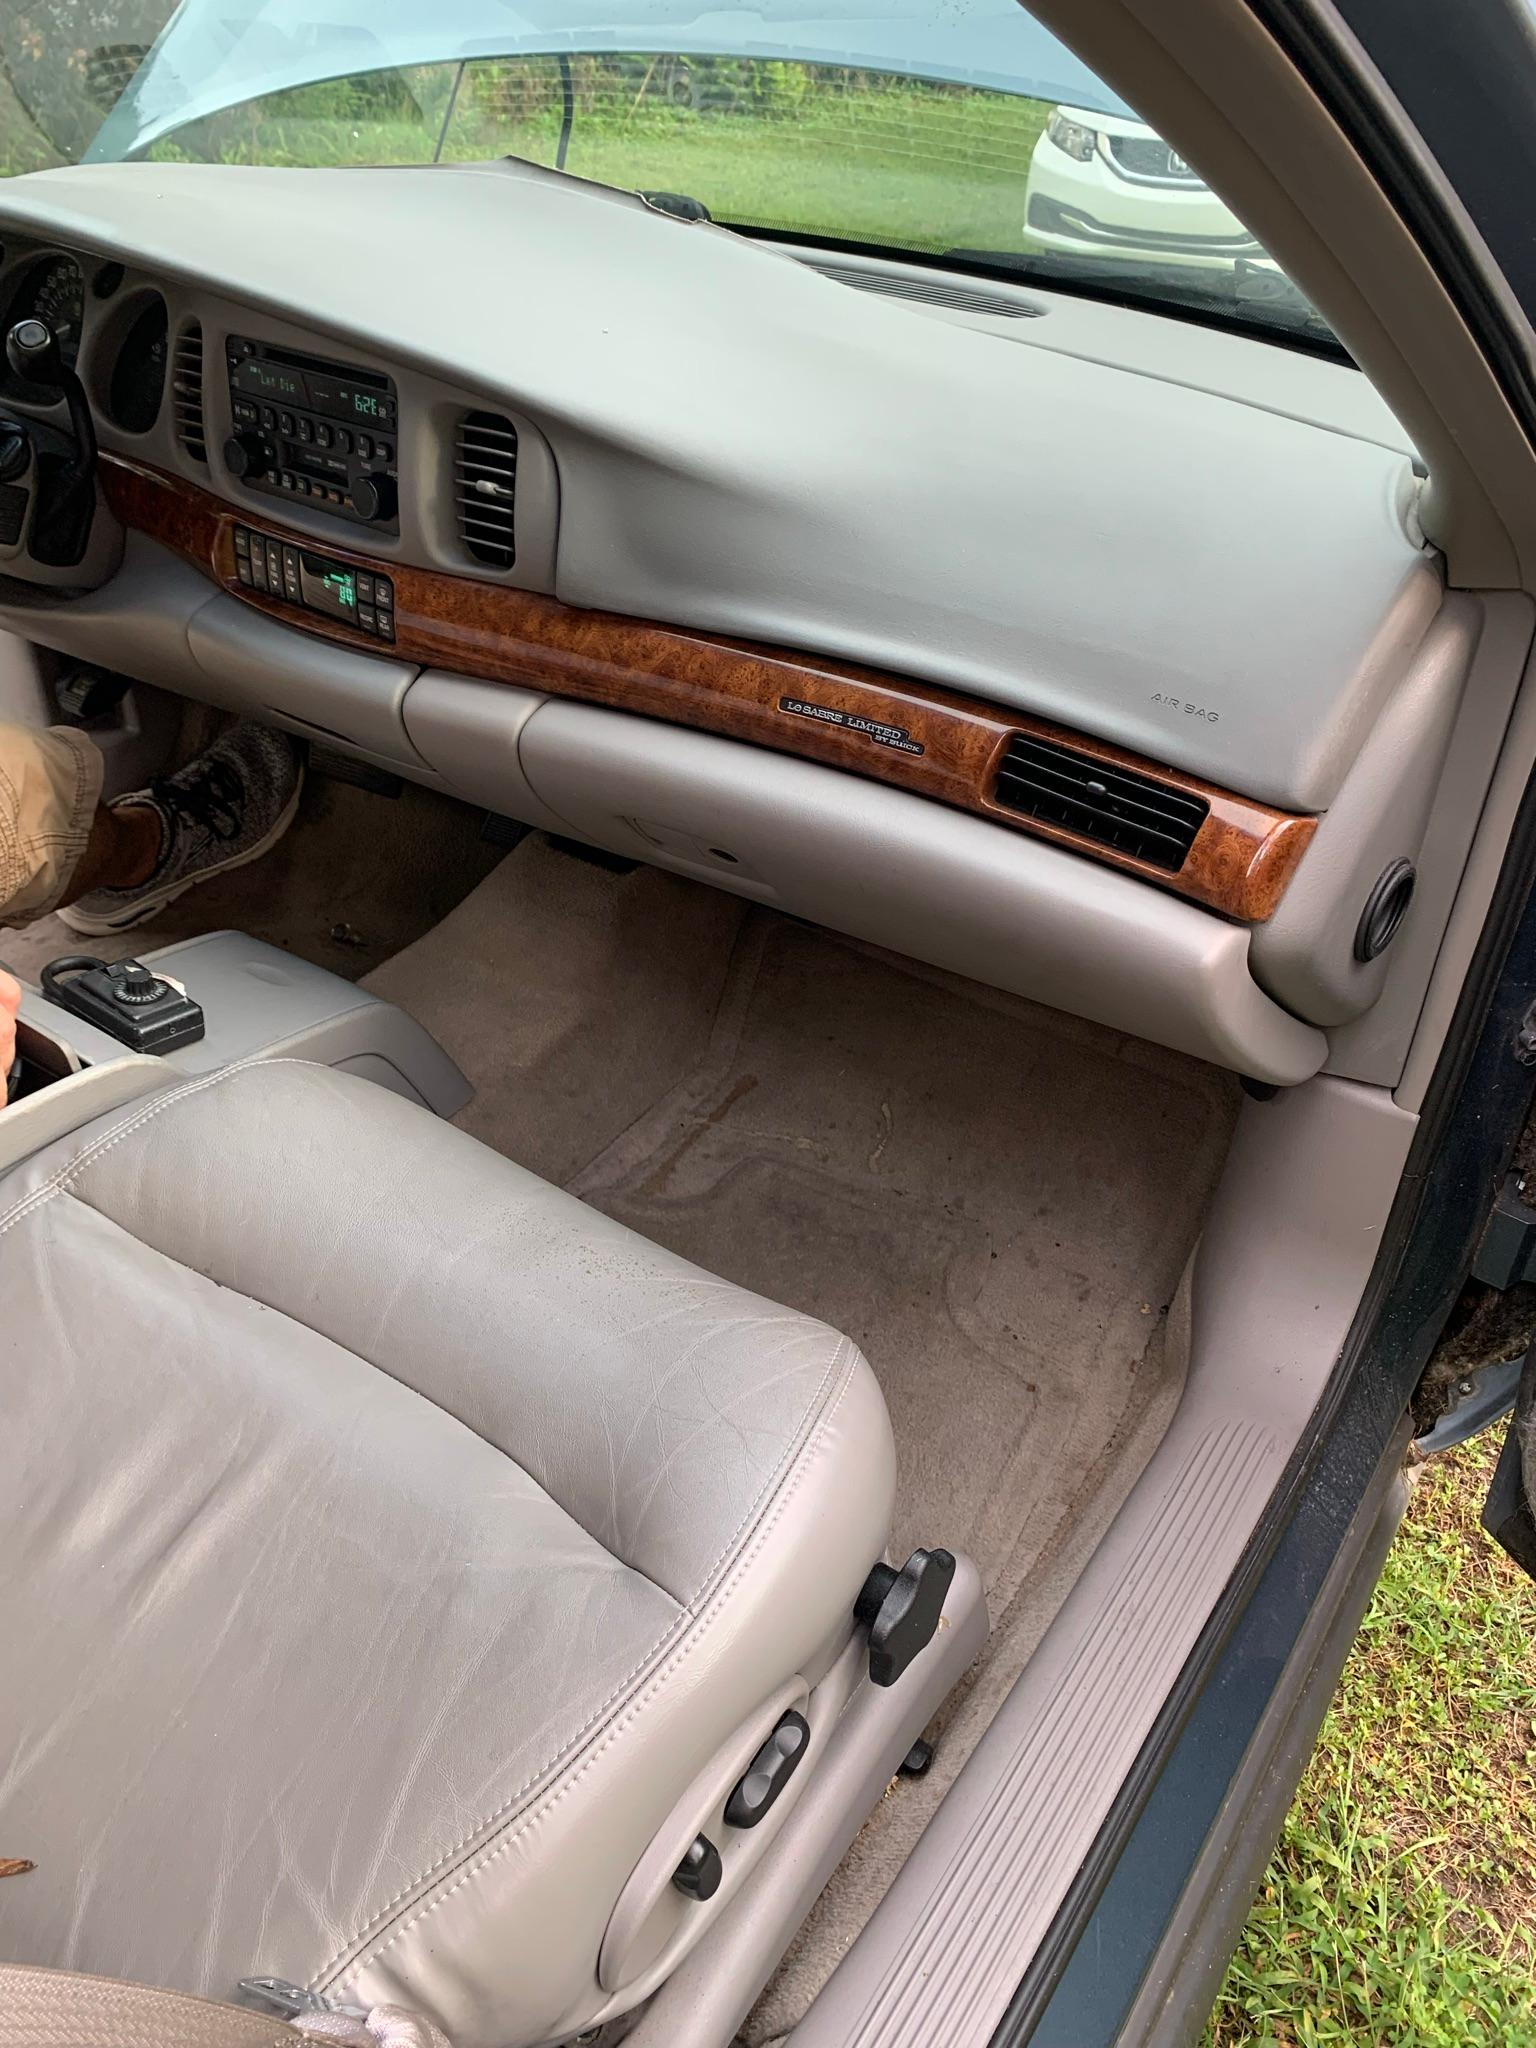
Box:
xmin=349 ymin=470 xmax=397 ymax=523
xmin=224 ymin=431 xmax=271 ymax=481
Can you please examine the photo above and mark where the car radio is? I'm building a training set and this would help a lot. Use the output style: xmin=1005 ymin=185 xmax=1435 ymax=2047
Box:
xmin=223 ymin=336 xmax=399 ymax=530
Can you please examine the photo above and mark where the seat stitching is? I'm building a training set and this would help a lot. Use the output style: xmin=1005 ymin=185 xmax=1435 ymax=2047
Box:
xmin=0 ymin=1054 xmax=864 ymax=1988
xmin=48 ymin=1179 xmax=687 ymax=1615
xmin=311 ymin=1332 xmax=860 ymax=1986
xmin=325 ymin=1350 xmax=862 ymax=1996
xmin=0 ymin=1055 xmax=303 ymax=1241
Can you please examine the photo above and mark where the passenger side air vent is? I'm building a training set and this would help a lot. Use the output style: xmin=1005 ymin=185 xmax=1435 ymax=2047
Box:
xmin=172 ymin=322 xmax=207 ymax=464
xmin=454 ymin=410 xmax=518 ymax=568
xmin=994 ymin=734 xmax=1208 ymax=871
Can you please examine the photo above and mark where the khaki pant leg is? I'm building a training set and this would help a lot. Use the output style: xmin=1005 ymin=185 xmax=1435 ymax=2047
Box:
xmin=0 ymin=723 xmax=105 ymax=927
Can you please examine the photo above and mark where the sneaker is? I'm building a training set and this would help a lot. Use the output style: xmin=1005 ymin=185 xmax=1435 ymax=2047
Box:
xmin=58 ymin=723 xmax=304 ymax=936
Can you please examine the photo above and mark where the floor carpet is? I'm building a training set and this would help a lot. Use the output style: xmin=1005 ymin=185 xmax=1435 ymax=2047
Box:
xmin=363 ymin=837 xmax=1240 ymax=2038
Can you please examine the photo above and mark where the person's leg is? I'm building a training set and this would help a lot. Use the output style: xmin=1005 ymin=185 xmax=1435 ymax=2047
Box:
xmin=3 ymin=715 xmax=303 ymax=943
xmin=0 ymin=722 xmax=105 ymax=929
xmin=1 ymin=718 xmax=303 ymax=1087
xmin=58 ymin=720 xmax=303 ymax=935
xmin=65 ymin=798 xmax=163 ymax=902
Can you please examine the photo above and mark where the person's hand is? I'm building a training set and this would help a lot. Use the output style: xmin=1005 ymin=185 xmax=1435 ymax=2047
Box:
xmin=0 ymin=968 xmax=20 ymax=1095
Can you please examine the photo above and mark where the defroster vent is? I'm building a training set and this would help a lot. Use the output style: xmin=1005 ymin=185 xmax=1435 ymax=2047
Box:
xmin=994 ymin=734 xmax=1208 ymax=871
xmin=172 ymin=321 xmax=207 ymax=464
xmin=455 ymin=410 xmax=518 ymax=568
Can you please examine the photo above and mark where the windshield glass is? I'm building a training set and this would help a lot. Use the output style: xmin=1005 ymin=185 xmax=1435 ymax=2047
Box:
xmin=0 ymin=2 xmax=1339 ymax=353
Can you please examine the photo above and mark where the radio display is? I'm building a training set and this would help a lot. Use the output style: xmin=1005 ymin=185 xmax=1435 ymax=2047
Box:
xmin=230 ymin=342 xmax=395 ymax=430
xmin=233 ymin=360 xmax=305 ymax=406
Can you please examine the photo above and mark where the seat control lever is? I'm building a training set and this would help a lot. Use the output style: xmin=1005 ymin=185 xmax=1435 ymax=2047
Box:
xmin=671 ymin=1833 xmax=723 ymax=1901
xmin=854 ymin=1546 xmax=956 ymax=1687
xmin=724 ymin=1710 xmax=810 ymax=1829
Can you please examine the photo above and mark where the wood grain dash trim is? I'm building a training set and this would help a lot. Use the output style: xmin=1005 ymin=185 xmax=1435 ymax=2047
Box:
xmin=99 ymin=454 xmax=1315 ymax=921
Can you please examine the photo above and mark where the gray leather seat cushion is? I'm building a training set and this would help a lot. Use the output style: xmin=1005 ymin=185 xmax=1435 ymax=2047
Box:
xmin=0 ymin=1060 xmax=895 ymax=2047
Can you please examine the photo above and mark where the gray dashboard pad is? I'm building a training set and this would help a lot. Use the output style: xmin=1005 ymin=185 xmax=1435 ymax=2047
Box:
xmin=0 ymin=156 xmax=1429 ymax=813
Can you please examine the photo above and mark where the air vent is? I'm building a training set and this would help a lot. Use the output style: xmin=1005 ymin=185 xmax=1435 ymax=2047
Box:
xmin=802 ymin=260 xmax=1042 ymax=320
xmin=171 ymin=321 xmax=206 ymax=464
xmin=994 ymin=735 xmax=1208 ymax=872
xmin=454 ymin=410 xmax=518 ymax=568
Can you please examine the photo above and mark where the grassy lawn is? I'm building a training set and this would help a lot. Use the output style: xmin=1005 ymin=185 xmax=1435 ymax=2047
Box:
xmin=134 ymin=64 xmax=1050 ymax=257
xmin=1206 ymin=1431 xmax=1536 ymax=2046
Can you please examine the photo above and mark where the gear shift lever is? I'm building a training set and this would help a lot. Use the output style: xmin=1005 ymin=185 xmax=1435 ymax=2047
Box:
xmin=3 ymin=316 xmax=97 ymax=566
xmin=7 ymin=317 xmax=96 ymax=475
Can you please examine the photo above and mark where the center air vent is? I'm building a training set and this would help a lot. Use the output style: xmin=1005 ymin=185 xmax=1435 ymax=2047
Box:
xmin=455 ymin=410 xmax=518 ymax=568
xmin=994 ymin=734 xmax=1208 ymax=871
xmin=172 ymin=321 xmax=206 ymax=464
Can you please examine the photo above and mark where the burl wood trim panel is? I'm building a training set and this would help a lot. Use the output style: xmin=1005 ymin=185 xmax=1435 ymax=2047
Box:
xmin=100 ymin=455 xmax=1316 ymax=920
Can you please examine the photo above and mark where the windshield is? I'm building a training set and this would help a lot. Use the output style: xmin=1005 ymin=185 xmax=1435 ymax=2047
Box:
xmin=0 ymin=2 xmax=1339 ymax=353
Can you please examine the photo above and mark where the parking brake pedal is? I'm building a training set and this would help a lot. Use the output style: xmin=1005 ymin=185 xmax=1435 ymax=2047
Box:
xmin=854 ymin=1547 xmax=956 ymax=1687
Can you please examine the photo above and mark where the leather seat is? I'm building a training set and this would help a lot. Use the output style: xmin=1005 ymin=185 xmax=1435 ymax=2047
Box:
xmin=0 ymin=1060 xmax=895 ymax=2048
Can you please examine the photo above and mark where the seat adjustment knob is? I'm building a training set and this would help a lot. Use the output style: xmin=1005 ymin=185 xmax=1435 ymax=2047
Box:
xmin=854 ymin=1546 xmax=956 ymax=1687
xmin=724 ymin=1710 xmax=810 ymax=1829
xmin=671 ymin=1833 xmax=723 ymax=1901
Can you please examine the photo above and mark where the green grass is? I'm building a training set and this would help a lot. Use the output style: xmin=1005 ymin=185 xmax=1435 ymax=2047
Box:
xmin=138 ymin=65 xmax=1050 ymax=257
xmin=1206 ymin=1433 xmax=1536 ymax=2046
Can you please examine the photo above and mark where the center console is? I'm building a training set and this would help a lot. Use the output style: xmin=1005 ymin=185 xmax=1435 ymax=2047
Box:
xmin=223 ymin=335 xmax=399 ymax=529
xmin=2 ymin=931 xmax=471 ymax=1172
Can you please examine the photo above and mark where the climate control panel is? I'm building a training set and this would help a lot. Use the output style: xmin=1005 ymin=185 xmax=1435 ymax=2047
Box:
xmin=224 ymin=335 xmax=398 ymax=530
xmin=233 ymin=524 xmax=395 ymax=642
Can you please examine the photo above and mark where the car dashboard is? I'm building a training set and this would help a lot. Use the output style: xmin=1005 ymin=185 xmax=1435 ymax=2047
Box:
xmin=0 ymin=154 xmax=1483 ymax=1089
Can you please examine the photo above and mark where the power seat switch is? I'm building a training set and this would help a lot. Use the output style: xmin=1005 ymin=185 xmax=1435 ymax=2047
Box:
xmin=854 ymin=1546 xmax=956 ymax=1687
xmin=724 ymin=1711 xmax=810 ymax=1829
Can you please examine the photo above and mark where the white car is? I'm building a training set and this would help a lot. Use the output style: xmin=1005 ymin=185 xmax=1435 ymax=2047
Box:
xmin=1025 ymin=104 xmax=1264 ymax=271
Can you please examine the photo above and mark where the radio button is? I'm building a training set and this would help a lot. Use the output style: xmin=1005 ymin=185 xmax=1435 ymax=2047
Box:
xmin=259 ymin=406 xmax=276 ymax=430
xmin=356 ymin=434 xmax=372 ymax=460
xmin=315 ymin=423 xmax=332 ymax=448
xmin=296 ymin=417 xmax=314 ymax=444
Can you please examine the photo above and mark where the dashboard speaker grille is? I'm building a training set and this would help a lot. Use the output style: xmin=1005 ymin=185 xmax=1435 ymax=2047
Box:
xmin=994 ymin=734 xmax=1208 ymax=871
xmin=172 ymin=321 xmax=207 ymax=464
xmin=455 ymin=410 xmax=518 ymax=568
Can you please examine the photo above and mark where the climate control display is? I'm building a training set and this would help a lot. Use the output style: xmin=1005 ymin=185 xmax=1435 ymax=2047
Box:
xmin=233 ymin=525 xmax=395 ymax=641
